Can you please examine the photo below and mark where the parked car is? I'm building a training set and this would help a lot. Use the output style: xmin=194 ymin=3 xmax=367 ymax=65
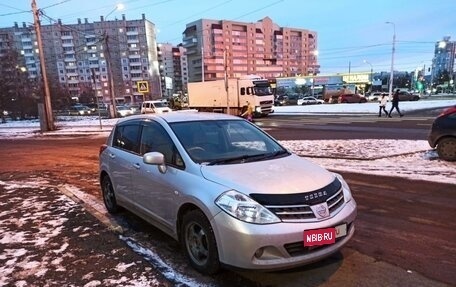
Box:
xmin=284 ymin=93 xmax=303 ymax=105
xmin=116 ymin=105 xmax=133 ymax=117
xmin=338 ymin=94 xmax=367 ymax=103
xmin=274 ymin=95 xmax=289 ymax=106
xmin=398 ymin=91 xmax=420 ymax=101
xmin=141 ymin=100 xmax=172 ymax=114
xmin=297 ymin=96 xmax=325 ymax=105
xmin=428 ymin=106 xmax=456 ymax=161
xmin=125 ymin=103 xmax=142 ymax=114
xmin=366 ymin=92 xmax=383 ymax=102
xmin=99 ymin=112 xmax=357 ymax=274
xmin=67 ymin=105 xmax=92 ymax=116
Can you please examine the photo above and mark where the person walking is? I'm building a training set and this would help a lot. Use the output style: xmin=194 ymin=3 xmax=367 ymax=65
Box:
xmin=378 ymin=93 xmax=389 ymax=117
xmin=388 ymin=89 xmax=404 ymax=117
xmin=241 ymin=101 xmax=254 ymax=122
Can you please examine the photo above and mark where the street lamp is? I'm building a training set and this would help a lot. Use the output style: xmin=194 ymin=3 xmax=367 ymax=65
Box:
xmin=385 ymin=21 xmax=396 ymax=98
xmin=105 ymin=3 xmax=125 ymax=19
xmin=363 ymin=60 xmax=373 ymax=92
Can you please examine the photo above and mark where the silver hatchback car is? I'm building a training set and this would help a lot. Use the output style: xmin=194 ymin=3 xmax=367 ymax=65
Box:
xmin=99 ymin=112 xmax=357 ymax=274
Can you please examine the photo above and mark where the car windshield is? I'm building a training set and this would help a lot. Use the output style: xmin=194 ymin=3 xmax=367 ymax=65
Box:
xmin=170 ymin=119 xmax=289 ymax=164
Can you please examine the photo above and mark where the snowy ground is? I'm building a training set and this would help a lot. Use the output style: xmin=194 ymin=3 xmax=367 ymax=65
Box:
xmin=1 ymin=99 xmax=455 ymax=185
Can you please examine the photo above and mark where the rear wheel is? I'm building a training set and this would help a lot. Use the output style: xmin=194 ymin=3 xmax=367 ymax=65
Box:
xmin=437 ymin=137 xmax=456 ymax=161
xmin=101 ymin=176 xmax=121 ymax=213
xmin=181 ymin=210 xmax=220 ymax=275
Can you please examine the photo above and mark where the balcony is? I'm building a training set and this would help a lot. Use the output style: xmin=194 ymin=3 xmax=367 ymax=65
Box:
xmin=64 ymin=57 xmax=76 ymax=62
xmin=128 ymin=45 xmax=140 ymax=51
xmin=126 ymin=30 xmax=139 ymax=36
xmin=127 ymin=38 xmax=140 ymax=44
xmin=128 ymin=54 xmax=140 ymax=59
xmin=61 ymin=35 xmax=73 ymax=40
xmin=67 ymin=79 xmax=79 ymax=84
xmin=131 ymin=76 xmax=143 ymax=82
xmin=129 ymin=61 xmax=141 ymax=66
xmin=62 ymin=42 xmax=74 ymax=48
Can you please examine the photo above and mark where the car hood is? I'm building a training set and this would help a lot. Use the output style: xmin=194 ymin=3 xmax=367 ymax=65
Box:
xmin=200 ymin=154 xmax=335 ymax=195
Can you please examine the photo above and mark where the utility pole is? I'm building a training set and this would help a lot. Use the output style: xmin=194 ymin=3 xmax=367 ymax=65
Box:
xmin=32 ymin=0 xmax=55 ymax=131
xmin=103 ymin=32 xmax=117 ymax=118
xmin=223 ymin=49 xmax=230 ymax=115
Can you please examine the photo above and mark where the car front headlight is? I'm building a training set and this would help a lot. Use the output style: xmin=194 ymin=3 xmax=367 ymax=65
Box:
xmin=333 ymin=173 xmax=353 ymax=203
xmin=215 ymin=190 xmax=280 ymax=224
xmin=255 ymin=106 xmax=262 ymax=113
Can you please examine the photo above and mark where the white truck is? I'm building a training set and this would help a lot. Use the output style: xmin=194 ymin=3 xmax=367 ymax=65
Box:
xmin=187 ymin=75 xmax=274 ymax=117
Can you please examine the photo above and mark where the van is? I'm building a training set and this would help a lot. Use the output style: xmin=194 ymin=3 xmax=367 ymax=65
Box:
xmin=141 ymin=100 xmax=172 ymax=114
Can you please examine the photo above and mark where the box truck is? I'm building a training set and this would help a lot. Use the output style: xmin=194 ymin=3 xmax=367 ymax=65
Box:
xmin=187 ymin=75 xmax=274 ymax=116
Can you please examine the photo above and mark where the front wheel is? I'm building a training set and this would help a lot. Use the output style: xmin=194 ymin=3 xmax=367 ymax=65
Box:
xmin=181 ymin=210 xmax=220 ymax=275
xmin=437 ymin=137 xmax=456 ymax=161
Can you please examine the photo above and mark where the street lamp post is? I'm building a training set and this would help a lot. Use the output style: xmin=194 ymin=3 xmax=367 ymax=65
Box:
xmin=386 ymin=21 xmax=396 ymax=98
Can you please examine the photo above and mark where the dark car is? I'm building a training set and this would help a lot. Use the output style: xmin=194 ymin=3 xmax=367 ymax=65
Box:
xmin=274 ymin=95 xmax=289 ymax=106
xmin=428 ymin=106 xmax=456 ymax=161
xmin=398 ymin=91 xmax=420 ymax=101
xmin=338 ymin=94 xmax=367 ymax=103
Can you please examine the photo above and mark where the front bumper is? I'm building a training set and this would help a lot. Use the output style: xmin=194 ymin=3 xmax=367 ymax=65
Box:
xmin=211 ymin=199 xmax=357 ymax=270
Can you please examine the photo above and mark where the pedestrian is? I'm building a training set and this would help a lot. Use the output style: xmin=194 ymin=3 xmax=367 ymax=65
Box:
xmin=378 ymin=93 xmax=388 ymax=117
xmin=388 ymin=89 xmax=404 ymax=117
xmin=241 ymin=101 xmax=254 ymax=122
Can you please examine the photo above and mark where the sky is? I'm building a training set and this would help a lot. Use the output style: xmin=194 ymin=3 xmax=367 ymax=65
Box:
xmin=1 ymin=0 xmax=455 ymax=75
xmin=1 ymin=99 xmax=456 ymax=184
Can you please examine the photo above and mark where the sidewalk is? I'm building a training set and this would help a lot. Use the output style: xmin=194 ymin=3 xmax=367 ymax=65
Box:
xmin=0 ymin=176 xmax=171 ymax=287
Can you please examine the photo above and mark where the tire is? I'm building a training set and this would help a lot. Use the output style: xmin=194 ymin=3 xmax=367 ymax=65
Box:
xmin=101 ymin=175 xmax=121 ymax=213
xmin=436 ymin=137 xmax=456 ymax=161
xmin=181 ymin=210 xmax=220 ymax=275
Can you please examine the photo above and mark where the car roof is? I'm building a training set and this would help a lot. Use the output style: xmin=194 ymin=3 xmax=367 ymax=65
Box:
xmin=115 ymin=111 xmax=239 ymax=124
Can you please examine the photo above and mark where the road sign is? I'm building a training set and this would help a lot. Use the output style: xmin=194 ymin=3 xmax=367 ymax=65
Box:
xmin=137 ymin=81 xmax=149 ymax=93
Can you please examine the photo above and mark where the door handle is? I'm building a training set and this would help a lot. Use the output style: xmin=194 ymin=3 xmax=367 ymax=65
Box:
xmin=133 ymin=163 xmax=141 ymax=169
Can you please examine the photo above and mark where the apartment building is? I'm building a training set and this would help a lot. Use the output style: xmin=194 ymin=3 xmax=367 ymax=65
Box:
xmin=432 ymin=36 xmax=455 ymax=84
xmin=0 ymin=22 xmax=40 ymax=80
xmin=1 ymin=14 xmax=161 ymax=105
xmin=157 ymin=43 xmax=188 ymax=98
xmin=182 ymin=17 xmax=320 ymax=82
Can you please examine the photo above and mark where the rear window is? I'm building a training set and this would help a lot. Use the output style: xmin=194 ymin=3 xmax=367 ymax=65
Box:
xmin=112 ymin=124 xmax=141 ymax=154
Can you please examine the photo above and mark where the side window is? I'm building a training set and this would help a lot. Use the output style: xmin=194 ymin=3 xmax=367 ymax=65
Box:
xmin=113 ymin=124 xmax=140 ymax=153
xmin=140 ymin=123 xmax=184 ymax=168
xmin=240 ymin=87 xmax=246 ymax=95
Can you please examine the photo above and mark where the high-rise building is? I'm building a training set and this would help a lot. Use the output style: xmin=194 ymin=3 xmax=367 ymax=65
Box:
xmin=0 ymin=22 xmax=40 ymax=80
xmin=431 ymin=36 xmax=456 ymax=85
xmin=157 ymin=43 xmax=188 ymax=98
xmin=182 ymin=17 xmax=319 ymax=82
xmin=1 ymin=14 xmax=161 ymax=104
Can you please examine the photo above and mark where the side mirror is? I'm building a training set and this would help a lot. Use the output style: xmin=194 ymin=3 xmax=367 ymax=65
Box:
xmin=143 ymin=152 xmax=167 ymax=173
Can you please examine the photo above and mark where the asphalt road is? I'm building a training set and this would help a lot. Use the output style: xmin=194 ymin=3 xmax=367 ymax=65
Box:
xmin=0 ymin=114 xmax=454 ymax=286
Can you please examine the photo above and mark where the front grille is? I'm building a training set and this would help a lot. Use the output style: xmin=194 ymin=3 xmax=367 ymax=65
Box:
xmin=250 ymin=178 xmax=344 ymax=222
xmin=284 ymin=223 xmax=352 ymax=257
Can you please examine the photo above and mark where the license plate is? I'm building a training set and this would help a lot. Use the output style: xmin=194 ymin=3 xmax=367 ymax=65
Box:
xmin=303 ymin=224 xmax=347 ymax=247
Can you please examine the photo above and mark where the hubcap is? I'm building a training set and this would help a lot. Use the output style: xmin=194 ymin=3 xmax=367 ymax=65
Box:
xmin=186 ymin=222 xmax=208 ymax=265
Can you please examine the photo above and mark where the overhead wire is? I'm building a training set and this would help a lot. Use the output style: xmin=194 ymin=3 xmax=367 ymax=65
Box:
xmin=3 ymin=0 xmax=439 ymax=73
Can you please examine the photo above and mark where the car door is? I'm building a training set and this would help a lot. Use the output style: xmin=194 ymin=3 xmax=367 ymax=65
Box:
xmin=108 ymin=122 xmax=141 ymax=204
xmin=132 ymin=120 xmax=184 ymax=228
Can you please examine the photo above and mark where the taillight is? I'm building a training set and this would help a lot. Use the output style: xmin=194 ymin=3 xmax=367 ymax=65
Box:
xmin=99 ymin=144 xmax=108 ymax=156
xmin=439 ymin=106 xmax=456 ymax=117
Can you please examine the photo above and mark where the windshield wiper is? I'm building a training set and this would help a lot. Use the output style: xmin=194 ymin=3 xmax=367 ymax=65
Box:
xmin=206 ymin=150 xmax=289 ymax=166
